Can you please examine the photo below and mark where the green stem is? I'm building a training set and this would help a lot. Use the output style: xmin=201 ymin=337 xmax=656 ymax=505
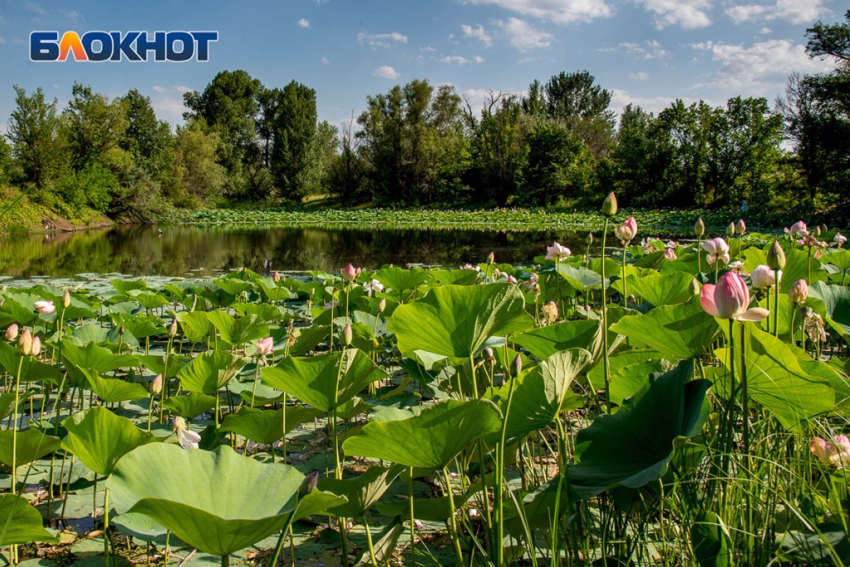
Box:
xmin=622 ymin=244 xmax=628 ymax=306
xmin=443 ymin=467 xmax=464 ymax=566
xmin=363 ymin=515 xmax=379 ymax=567
xmin=103 ymin=488 xmax=111 ymax=567
xmin=11 ymin=356 xmax=24 ymax=494
xmin=774 ymin=271 xmax=780 ymax=338
xmin=409 ymin=468 xmax=416 ymax=567
xmin=600 ymin=217 xmax=611 ymax=414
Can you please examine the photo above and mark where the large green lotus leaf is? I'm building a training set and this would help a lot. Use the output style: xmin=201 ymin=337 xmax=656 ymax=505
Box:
xmin=111 ymin=279 xmax=147 ymax=295
xmin=287 ymin=324 xmax=331 ymax=356
xmin=213 ymin=276 xmax=255 ymax=296
xmin=110 ymin=312 xmax=165 ymax=340
xmin=342 ymin=399 xmax=502 ymax=470
xmin=568 ymin=362 xmax=709 ymax=497
xmin=177 ymin=351 xmax=241 ymax=396
xmin=430 ymin=269 xmax=480 ymax=286
xmin=255 ymin=279 xmax=297 ymax=302
xmin=71 ymin=324 xmax=110 ymax=345
xmin=262 ymin=349 xmax=387 ymax=412
xmin=587 ymin=349 xmax=666 ymax=392
xmin=219 ymin=405 xmax=321 ymax=445
xmin=373 ymin=266 xmax=433 ymax=297
xmin=0 ymin=391 xmax=34 ymax=423
xmin=608 ymin=360 xmax=668 ymax=406
xmin=207 ymin=312 xmax=269 ymax=346
xmin=162 ymin=393 xmax=217 ymax=420
xmin=318 ymin=465 xmax=403 ymax=518
xmin=808 ymin=281 xmax=850 ymax=343
xmin=61 ymin=407 xmax=160 ymax=476
xmin=625 ymin=272 xmax=695 ymax=307
xmin=0 ymin=494 xmax=59 ymax=545
xmin=233 ymin=302 xmax=284 ymax=322
xmin=610 ymin=299 xmax=719 ymax=360
xmin=107 ymin=444 xmax=344 ymax=557
xmin=130 ymin=291 xmax=169 ymax=310
xmin=60 ymin=340 xmax=140 ymax=386
xmin=556 ymin=264 xmax=604 ymax=290
xmin=138 ymin=354 xmax=190 ymax=381
xmin=177 ymin=311 xmax=214 ymax=343
xmin=387 ymin=284 xmax=534 ymax=365
xmin=80 ymin=368 xmax=148 ymax=403
xmin=0 ymin=429 xmax=61 ymax=467
xmin=0 ymin=342 xmax=63 ymax=385
xmin=741 ymin=247 xmax=768 ymax=275
xmin=779 ymin=248 xmax=826 ymax=294
xmin=484 ymin=349 xmax=592 ymax=442
xmin=715 ymin=325 xmax=834 ymax=430
xmin=691 ymin=511 xmax=732 ymax=567
xmin=799 ymin=359 xmax=850 ymax=414
xmin=0 ymin=298 xmax=38 ymax=328
xmin=512 ymin=320 xmax=601 ymax=361
xmin=823 ymin=249 xmax=850 ymax=271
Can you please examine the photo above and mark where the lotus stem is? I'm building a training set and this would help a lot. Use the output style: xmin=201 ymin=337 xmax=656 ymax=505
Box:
xmin=104 ymin=487 xmax=111 ymax=567
xmin=269 ymin=507 xmax=296 ymax=567
xmin=443 ymin=467 xmax=464 ymax=566
xmin=773 ymin=271 xmax=780 ymax=337
xmin=363 ymin=515 xmax=379 ymax=567
xmin=622 ymin=244 xmax=628 ymax=307
xmin=409 ymin=468 xmax=416 ymax=567
xmin=600 ymin=217 xmax=610 ymax=414
xmin=11 ymin=356 xmax=24 ymax=494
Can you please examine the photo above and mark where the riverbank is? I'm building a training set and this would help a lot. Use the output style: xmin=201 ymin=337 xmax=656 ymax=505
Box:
xmin=0 ymin=187 xmax=114 ymax=234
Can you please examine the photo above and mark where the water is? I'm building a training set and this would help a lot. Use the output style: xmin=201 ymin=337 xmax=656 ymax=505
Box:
xmin=0 ymin=224 xmax=592 ymax=279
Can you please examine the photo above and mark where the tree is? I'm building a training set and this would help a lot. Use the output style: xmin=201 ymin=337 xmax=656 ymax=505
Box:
xmin=271 ymin=81 xmax=318 ymax=202
xmin=62 ymin=83 xmax=128 ymax=169
xmin=521 ymin=122 xmax=594 ymax=205
xmin=6 ymin=86 xmax=64 ymax=191
xmin=0 ymin=138 xmax=12 ymax=185
xmin=611 ymin=105 xmax=676 ymax=206
xmin=119 ymin=89 xmax=174 ymax=181
xmin=171 ymin=119 xmax=227 ymax=206
xmin=326 ymin=115 xmax=367 ymax=204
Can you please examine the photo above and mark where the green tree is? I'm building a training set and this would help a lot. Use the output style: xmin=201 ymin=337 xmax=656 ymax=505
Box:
xmin=6 ymin=86 xmax=64 ymax=191
xmin=271 ymin=81 xmax=318 ymax=202
xmin=521 ymin=122 xmax=594 ymax=205
xmin=171 ymin=119 xmax=228 ymax=206
xmin=326 ymin=116 xmax=367 ymax=204
xmin=62 ymin=83 xmax=128 ymax=169
xmin=0 ymin=137 xmax=12 ymax=185
xmin=611 ymin=104 xmax=676 ymax=206
xmin=119 ymin=89 xmax=174 ymax=181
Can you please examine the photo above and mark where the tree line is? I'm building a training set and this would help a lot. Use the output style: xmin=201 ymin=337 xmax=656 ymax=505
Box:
xmin=1 ymin=12 xmax=847 ymax=218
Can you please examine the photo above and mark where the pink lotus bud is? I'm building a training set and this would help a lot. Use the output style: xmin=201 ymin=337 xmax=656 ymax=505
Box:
xmin=789 ymin=279 xmax=809 ymax=304
xmin=726 ymin=222 xmax=735 ymax=237
xmin=300 ymin=470 xmax=320 ymax=496
xmin=18 ymin=328 xmax=32 ymax=356
xmin=785 ymin=221 xmax=808 ymax=238
xmin=151 ymin=374 xmax=163 ymax=395
xmin=341 ymin=263 xmax=357 ymax=282
xmin=506 ymin=274 xmax=517 ymax=283
xmin=343 ymin=323 xmax=353 ymax=347
xmin=487 ymin=252 xmax=495 ymax=265
xmin=256 ymin=337 xmax=274 ymax=357
xmin=62 ymin=290 xmax=71 ymax=309
xmin=835 ymin=232 xmax=847 ymax=247
xmin=273 ymin=271 xmax=281 ymax=283
xmin=377 ymin=298 xmax=387 ymax=313
xmin=168 ymin=319 xmax=178 ymax=338
xmin=614 ymin=217 xmax=638 ymax=243
xmin=5 ymin=324 xmax=18 ymax=342
xmin=663 ymin=248 xmax=677 ymax=261
xmin=511 ymin=354 xmax=522 ymax=376
xmin=736 ymin=219 xmax=746 ymax=235
xmin=750 ymin=265 xmax=779 ymax=289
xmin=30 ymin=336 xmax=41 ymax=356
xmin=700 ymin=271 xmax=769 ymax=322
xmin=33 ymin=300 xmax=55 ymax=314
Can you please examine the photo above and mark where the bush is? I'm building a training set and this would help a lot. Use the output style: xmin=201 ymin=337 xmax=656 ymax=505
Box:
xmin=53 ymin=163 xmax=118 ymax=214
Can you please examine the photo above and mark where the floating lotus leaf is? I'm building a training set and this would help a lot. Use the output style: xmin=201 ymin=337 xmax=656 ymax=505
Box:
xmin=0 ymin=494 xmax=58 ymax=545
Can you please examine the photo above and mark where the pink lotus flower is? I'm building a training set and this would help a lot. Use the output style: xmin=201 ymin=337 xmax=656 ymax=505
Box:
xmin=363 ymin=279 xmax=384 ymax=296
xmin=256 ymin=337 xmax=274 ymax=357
xmin=727 ymin=261 xmax=744 ymax=273
xmin=341 ymin=263 xmax=358 ymax=282
xmin=545 ymin=242 xmax=571 ymax=260
xmin=325 ymin=300 xmax=340 ymax=310
xmin=34 ymin=300 xmax=55 ymax=314
xmin=614 ymin=217 xmax=638 ymax=243
xmin=811 ymin=436 xmax=850 ymax=467
xmin=835 ymin=232 xmax=847 ymax=248
xmin=750 ymin=265 xmax=780 ymax=289
xmin=175 ymin=417 xmax=201 ymax=450
xmin=461 ymin=263 xmax=480 ymax=271
xmin=663 ymin=248 xmax=677 ymax=261
xmin=700 ymin=271 xmax=769 ymax=321
xmin=703 ymin=238 xmax=730 ymax=266
xmin=5 ymin=324 xmax=18 ymax=342
xmin=506 ymin=274 xmax=517 ymax=283
xmin=785 ymin=221 xmax=809 ymax=238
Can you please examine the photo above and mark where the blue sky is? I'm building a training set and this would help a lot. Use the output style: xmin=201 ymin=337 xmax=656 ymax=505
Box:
xmin=0 ymin=0 xmax=837 ymax=132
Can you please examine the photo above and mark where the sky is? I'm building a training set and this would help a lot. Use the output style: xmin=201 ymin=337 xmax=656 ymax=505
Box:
xmin=0 ymin=0 xmax=839 ymax=133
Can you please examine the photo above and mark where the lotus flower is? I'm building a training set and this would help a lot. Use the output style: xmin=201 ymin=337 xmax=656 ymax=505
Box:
xmin=377 ymin=298 xmax=387 ymax=313
xmin=31 ymin=336 xmax=41 ymax=356
xmin=341 ymin=263 xmax=358 ymax=282
xmin=325 ymin=300 xmax=340 ymax=310
xmin=541 ymin=301 xmax=558 ymax=324
xmin=256 ymin=337 xmax=274 ymax=357
xmin=5 ymin=324 xmax=18 ymax=342
xmin=750 ymin=265 xmax=780 ymax=289
xmin=728 ymin=261 xmax=744 ymax=273
xmin=461 ymin=263 xmax=480 ymax=271
xmin=785 ymin=221 xmax=808 ymax=238
xmin=835 ymin=232 xmax=847 ymax=248
xmin=700 ymin=271 xmax=769 ymax=321
xmin=34 ymin=300 xmax=55 ymax=314
xmin=151 ymin=374 xmax=163 ymax=395
xmin=663 ymin=248 xmax=677 ymax=261
xmin=614 ymin=217 xmax=638 ymax=243
xmin=175 ymin=417 xmax=201 ymax=450
xmin=545 ymin=242 xmax=571 ymax=260
xmin=18 ymin=328 xmax=32 ymax=356
xmin=273 ymin=271 xmax=281 ymax=283
xmin=506 ymin=274 xmax=517 ymax=283
xmin=789 ymin=279 xmax=808 ymax=304
xmin=363 ymin=279 xmax=384 ymax=296
xmin=703 ymin=238 xmax=730 ymax=266
xmin=811 ymin=436 xmax=850 ymax=467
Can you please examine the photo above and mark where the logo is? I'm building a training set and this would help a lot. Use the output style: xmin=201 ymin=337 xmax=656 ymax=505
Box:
xmin=30 ymin=31 xmax=218 ymax=62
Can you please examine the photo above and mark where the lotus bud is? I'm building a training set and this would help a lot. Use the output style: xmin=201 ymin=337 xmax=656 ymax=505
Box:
xmin=694 ymin=218 xmax=705 ymax=237
xmin=356 ymin=267 xmax=362 ymax=278
xmin=511 ymin=354 xmax=522 ymax=377
xmin=814 ymin=225 xmax=822 ymax=237
xmin=62 ymin=290 xmax=71 ymax=309
xmin=273 ymin=271 xmax=281 ymax=283
xmin=18 ymin=328 xmax=32 ymax=356
xmin=151 ymin=374 xmax=163 ymax=395
xmin=483 ymin=347 xmax=494 ymax=362
xmin=767 ymin=241 xmax=786 ymax=270
xmin=377 ymin=298 xmax=387 ymax=314
xmin=689 ymin=278 xmax=700 ymax=295
xmin=585 ymin=232 xmax=593 ymax=245
xmin=168 ymin=319 xmax=178 ymax=338
xmin=30 ymin=336 xmax=41 ymax=357
xmin=822 ymin=224 xmax=828 ymax=232
xmin=602 ymin=192 xmax=618 ymax=217
xmin=487 ymin=252 xmax=495 ymax=265
xmin=119 ymin=325 xmax=125 ymax=336
xmin=343 ymin=323 xmax=353 ymax=346
xmin=726 ymin=222 xmax=735 ymax=237
xmin=341 ymin=263 xmax=357 ymax=282
xmin=736 ymin=219 xmax=746 ymax=235
xmin=789 ymin=279 xmax=809 ymax=304
xmin=300 ymin=470 xmax=320 ymax=496
xmin=5 ymin=324 xmax=18 ymax=342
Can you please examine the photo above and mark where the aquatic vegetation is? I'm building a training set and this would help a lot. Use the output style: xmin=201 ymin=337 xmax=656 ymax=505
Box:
xmin=0 ymin=206 xmax=849 ymax=566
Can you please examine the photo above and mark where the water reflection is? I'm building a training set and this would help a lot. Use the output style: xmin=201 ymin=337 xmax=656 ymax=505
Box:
xmin=0 ymin=224 xmax=592 ymax=278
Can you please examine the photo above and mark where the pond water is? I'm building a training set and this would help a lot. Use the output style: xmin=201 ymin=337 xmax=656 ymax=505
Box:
xmin=0 ymin=224 xmax=597 ymax=279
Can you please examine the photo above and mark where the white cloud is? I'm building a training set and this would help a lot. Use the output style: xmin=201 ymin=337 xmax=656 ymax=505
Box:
xmin=150 ymin=97 xmax=186 ymax=124
xmin=153 ymin=85 xmax=169 ymax=93
xmin=24 ymin=1 xmax=46 ymax=15
xmin=692 ymin=39 xmax=834 ymax=91
xmin=463 ymin=0 xmax=613 ymax=24
xmin=610 ymin=88 xmax=692 ymax=114
xmin=607 ymin=40 xmax=669 ymax=59
xmin=374 ymin=66 xmax=401 ymax=79
xmin=636 ymin=0 xmax=712 ymax=29
xmin=421 ymin=46 xmax=437 ymax=52
xmin=518 ymin=56 xmax=540 ymax=63
xmin=474 ymin=55 xmax=485 ymax=63
xmin=461 ymin=23 xmax=492 ymax=47
xmin=494 ymin=18 xmax=554 ymax=51
xmin=174 ymin=85 xmax=192 ymax=93
xmin=726 ymin=0 xmax=828 ymax=25
xmin=321 ymin=57 xmax=329 ymax=64
xmin=358 ymin=31 xmax=408 ymax=48
xmin=437 ymin=55 xmax=485 ymax=65
xmin=298 ymin=18 xmax=310 ymax=28
xmin=629 ymin=72 xmax=650 ymax=80
xmin=759 ymin=26 xmax=772 ymax=34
